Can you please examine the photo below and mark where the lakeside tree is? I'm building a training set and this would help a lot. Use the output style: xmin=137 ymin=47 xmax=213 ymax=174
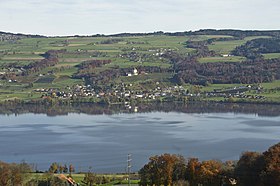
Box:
xmin=186 ymin=158 xmax=201 ymax=185
xmin=63 ymin=164 xmax=68 ymax=173
xmin=234 ymin=151 xmax=264 ymax=186
xmin=49 ymin=162 xmax=59 ymax=173
xmin=0 ymin=161 xmax=32 ymax=186
xmin=139 ymin=154 xmax=187 ymax=186
xmin=261 ymin=142 xmax=280 ymax=185
xmin=0 ymin=161 xmax=11 ymax=185
xmin=59 ymin=164 xmax=64 ymax=174
xmin=198 ymin=160 xmax=222 ymax=186
xmin=69 ymin=164 xmax=75 ymax=176
xmin=139 ymin=142 xmax=280 ymax=186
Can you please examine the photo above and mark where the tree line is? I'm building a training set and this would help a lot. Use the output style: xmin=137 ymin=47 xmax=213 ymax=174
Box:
xmin=232 ymin=38 xmax=280 ymax=59
xmin=2 ymin=29 xmax=280 ymax=40
xmin=86 ymin=29 xmax=280 ymax=39
xmin=0 ymin=161 xmax=32 ymax=185
xmin=139 ymin=142 xmax=280 ymax=186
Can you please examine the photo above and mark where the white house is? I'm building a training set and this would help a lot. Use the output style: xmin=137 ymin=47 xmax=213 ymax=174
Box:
xmin=133 ymin=68 xmax=138 ymax=76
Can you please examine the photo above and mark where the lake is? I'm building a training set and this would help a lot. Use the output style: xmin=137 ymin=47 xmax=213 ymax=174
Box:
xmin=0 ymin=103 xmax=280 ymax=173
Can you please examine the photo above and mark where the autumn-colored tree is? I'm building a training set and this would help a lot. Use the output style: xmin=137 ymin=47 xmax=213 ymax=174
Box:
xmin=172 ymin=155 xmax=187 ymax=183
xmin=186 ymin=158 xmax=201 ymax=186
xmin=139 ymin=154 xmax=186 ymax=186
xmin=261 ymin=142 xmax=280 ymax=186
xmin=49 ymin=162 xmax=59 ymax=173
xmin=0 ymin=161 xmax=11 ymax=186
xmin=59 ymin=164 xmax=64 ymax=174
xmin=234 ymin=151 xmax=264 ymax=186
xmin=0 ymin=161 xmax=32 ymax=186
xmin=69 ymin=164 xmax=75 ymax=176
xmin=198 ymin=160 xmax=222 ymax=186
xmin=160 ymin=154 xmax=177 ymax=185
xmin=10 ymin=163 xmax=24 ymax=186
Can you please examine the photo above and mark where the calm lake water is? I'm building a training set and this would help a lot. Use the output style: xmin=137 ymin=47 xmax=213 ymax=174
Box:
xmin=0 ymin=110 xmax=280 ymax=173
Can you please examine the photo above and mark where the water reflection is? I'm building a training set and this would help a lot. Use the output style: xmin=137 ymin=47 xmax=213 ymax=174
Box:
xmin=1 ymin=102 xmax=280 ymax=117
xmin=0 ymin=103 xmax=279 ymax=173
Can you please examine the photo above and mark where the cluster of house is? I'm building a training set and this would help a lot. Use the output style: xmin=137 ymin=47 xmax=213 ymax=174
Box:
xmin=227 ymin=94 xmax=265 ymax=100
xmin=0 ymin=67 xmax=24 ymax=74
xmin=206 ymin=85 xmax=265 ymax=100
xmin=221 ymin=54 xmax=233 ymax=57
xmin=118 ymin=47 xmax=173 ymax=62
xmin=148 ymin=48 xmax=174 ymax=54
xmin=38 ymin=83 xmax=188 ymax=101
xmin=0 ymin=34 xmax=25 ymax=42
xmin=0 ymin=67 xmax=26 ymax=83
xmin=112 ymin=84 xmax=187 ymax=100
xmin=38 ymin=85 xmax=96 ymax=99
xmin=36 ymin=82 xmax=268 ymax=102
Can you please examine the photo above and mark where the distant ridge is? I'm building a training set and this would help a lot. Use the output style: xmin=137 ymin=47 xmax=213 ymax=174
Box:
xmin=1 ymin=29 xmax=280 ymax=38
xmin=0 ymin=31 xmax=45 ymax=37
xmin=105 ymin=29 xmax=280 ymax=38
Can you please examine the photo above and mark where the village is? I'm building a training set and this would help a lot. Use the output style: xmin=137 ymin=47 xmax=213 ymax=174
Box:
xmin=35 ymin=67 xmax=266 ymax=105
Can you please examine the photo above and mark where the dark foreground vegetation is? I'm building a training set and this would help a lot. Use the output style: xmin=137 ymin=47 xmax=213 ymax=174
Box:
xmin=139 ymin=142 xmax=280 ymax=186
xmin=1 ymin=142 xmax=279 ymax=186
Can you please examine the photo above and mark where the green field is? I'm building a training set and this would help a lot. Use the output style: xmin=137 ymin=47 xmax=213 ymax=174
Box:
xmin=198 ymin=56 xmax=246 ymax=63
xmin=27 ymin=173 xmax=140 ymax=186
xmin=263 ymin=53 xmax=280 ymax=59
xmin=208 ymin=36 xmax=272 ymax=54
xmin=199 ymin=80 xmax=280 ymax=103
xmin=208 ymin=40 xmax=245 ymax=54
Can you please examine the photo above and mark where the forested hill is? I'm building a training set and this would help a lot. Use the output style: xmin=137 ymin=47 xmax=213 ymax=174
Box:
xmin=101 ymin=29 xmax=280 ymax=38
xmin=188 ymin=29 xmax=280 ymax=38
xmin=2 ymin=29 xmax=280 ymax=38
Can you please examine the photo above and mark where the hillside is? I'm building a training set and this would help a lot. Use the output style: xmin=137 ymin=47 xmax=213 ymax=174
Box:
xmin=0 ymin=30 xmax=280 ymax=104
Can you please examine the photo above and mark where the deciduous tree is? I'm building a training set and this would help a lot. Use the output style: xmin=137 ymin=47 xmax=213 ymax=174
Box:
xmin=262 ymin=142 xmax=280 ymax=185
xmin=235 ymin=151 xmax=264 ymax=186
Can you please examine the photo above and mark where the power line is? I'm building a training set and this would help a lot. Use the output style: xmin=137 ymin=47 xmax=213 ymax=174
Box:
xmin=127 ymin=154 xmax=132 ymax=186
